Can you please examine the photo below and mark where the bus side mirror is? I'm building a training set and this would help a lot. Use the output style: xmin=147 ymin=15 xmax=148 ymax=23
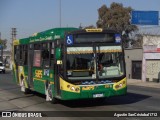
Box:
xmin=55 ymin=48 xmax=61 ymax=60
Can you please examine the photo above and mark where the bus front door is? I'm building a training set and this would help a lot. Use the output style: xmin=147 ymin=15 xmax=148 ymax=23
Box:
xmin=54 ymin=42 xmax=61 ymax=97
xmin=54 ymin=65 xmax=61 ymax=97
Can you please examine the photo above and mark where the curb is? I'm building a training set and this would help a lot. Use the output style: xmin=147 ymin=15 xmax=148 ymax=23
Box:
xmin=127 ymin=79 xmax=160 ymax=89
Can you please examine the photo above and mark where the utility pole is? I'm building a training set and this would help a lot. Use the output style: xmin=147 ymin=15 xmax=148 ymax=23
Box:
xmin=11 ymin=28 xmax=17 ymax=42
xmin=11 ymin=28 xmax=17 ymax=70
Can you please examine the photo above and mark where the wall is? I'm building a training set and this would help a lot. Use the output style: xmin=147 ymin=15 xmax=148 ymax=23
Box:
xmin=146 ymin=60 xmax=160 ymax=81
xmin=124 ymin=48 xmax=143 ymax=79
xmin=142 ymin=35 xmax=160 ymax=82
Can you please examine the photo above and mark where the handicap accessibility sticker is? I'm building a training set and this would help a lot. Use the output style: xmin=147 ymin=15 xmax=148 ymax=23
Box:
xmin=66 ymin=35 xmax=73 ymax=45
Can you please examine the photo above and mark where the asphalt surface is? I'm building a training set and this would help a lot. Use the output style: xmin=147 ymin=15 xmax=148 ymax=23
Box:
xmin=0 ymin=70 xmax=160 ymax=120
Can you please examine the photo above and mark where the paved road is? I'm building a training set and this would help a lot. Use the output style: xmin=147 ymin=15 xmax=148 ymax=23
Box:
xmin=0 ymin=71 xmax=160 ymax=120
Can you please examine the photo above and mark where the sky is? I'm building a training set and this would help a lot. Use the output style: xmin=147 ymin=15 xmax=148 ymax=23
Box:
xmin=0 ymin=0 xmax=160 ymax=50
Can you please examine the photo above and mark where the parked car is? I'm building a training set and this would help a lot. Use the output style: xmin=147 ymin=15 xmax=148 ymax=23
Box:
xmin=0 ymin=61 xmax=5 ymax=73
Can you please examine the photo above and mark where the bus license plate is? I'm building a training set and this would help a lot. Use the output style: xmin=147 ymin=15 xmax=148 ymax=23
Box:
xmin=93 ymin=93 xmax=104 ymax=98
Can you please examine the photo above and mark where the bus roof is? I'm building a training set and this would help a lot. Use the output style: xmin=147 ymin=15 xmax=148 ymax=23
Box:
xmin=14 ymin=27 xmax=79 ymax=45
xmin=13 ymin=28 xmax=120 ymax=45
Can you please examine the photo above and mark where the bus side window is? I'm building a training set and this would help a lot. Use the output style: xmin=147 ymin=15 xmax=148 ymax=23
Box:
xmin=23 ymin=45 xmax=28 ymax=65
xmin=19 ymin=45 xmax=23 ymax=60
xmin=42 ymin=43 xmax=50 ymax=68
xmin=18 ymin=45 xmax=25 ymax=65
xmin=14 ymin=45 xmax=24 ymax=65
xmin=33 ymin=50 xmax=41 ymax=67
xmin=14 ymin=46 xmax=19 ymax=64
xmin=33 ymin=44 xmax=42 ymax=67
xmin=50 ymin=42 xmax=54 ymax=67
xmin=16 ymin=45 xmax=21 ymax=65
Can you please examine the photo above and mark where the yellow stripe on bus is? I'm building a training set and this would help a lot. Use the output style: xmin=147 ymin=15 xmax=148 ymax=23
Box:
xmin=33 ymin=78 xmax=54 ymax=84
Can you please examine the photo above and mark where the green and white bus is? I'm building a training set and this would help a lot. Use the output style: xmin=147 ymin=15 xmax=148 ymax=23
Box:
xmin=12 ymin=27 xmax=127 ymax=103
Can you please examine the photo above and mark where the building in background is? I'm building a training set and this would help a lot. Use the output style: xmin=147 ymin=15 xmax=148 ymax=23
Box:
xmin=125 ymin=48 xmax=143 ymax=80
xmin=142 ymin=35 xmax=160 ymax=82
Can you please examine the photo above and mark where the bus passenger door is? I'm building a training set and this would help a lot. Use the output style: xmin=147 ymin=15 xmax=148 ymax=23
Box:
xmin=54 ymin=63 xmax=61 ymax=97
xmin=28 ymin=46 xmax=34 ymax=88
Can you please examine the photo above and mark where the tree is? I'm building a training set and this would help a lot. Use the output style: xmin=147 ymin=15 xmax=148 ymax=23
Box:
xmin=79 ymin=23 xmax=96 ymax=29
xmin=84 ymin=25 xmax=96 ymax=29
xmin=96 ymin=2 xmax=138 ymax=47
xmin=130 ymin=34 xmax=143 ymax=48
xmin=0 ymin=39 xmax=7 ymax=49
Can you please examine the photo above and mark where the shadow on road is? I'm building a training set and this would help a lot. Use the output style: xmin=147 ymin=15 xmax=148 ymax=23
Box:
xmin=58 ymin=92 xmax=151 ymax=108
xmin=19 ymin=91 xmax=151 ymax=108
xmin=1 ymin=85 xmax=151 ymax=108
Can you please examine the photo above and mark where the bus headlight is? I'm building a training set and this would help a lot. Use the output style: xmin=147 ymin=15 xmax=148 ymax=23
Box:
xmin=75 ymin=88 xmax=80 ymax=92
xmin=70 ymin=86 xmax=80 ymax=92
xmin=113 ymin=78 xmax=127 ymax=90
xmin=115 ymin=83 xmax=123 ymax=89
xmin=70 ymin=86 xmax=75 ymax=91
xmin=119 ymin=83 xmax=123 ymax=87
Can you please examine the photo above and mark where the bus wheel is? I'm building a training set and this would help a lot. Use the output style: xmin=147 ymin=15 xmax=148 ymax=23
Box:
xmin=46 ymin=83 xmax=57 ymax=104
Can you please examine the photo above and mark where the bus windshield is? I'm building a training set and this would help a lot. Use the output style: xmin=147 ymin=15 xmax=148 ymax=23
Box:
xmin=66 ymin=47 xmax=95 ymax=79
xmin=66 ymin=46 xmax=125 ymax=80
xmin=97 ymin=52 xmax=124 ymax=79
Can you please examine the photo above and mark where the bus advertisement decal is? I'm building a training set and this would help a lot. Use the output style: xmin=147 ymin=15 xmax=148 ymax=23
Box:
xmin=44 ymin=69 xmax=50 ymax=76
xmin=35 ymin=70 xmax=43 ymax=79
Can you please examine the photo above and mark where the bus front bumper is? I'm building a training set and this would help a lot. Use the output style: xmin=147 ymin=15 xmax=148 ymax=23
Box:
xmin=60 ymin=87 xmax=127 ymax=100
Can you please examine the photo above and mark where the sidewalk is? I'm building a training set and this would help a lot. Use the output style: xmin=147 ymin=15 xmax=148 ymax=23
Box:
xmin=127 ymin=79 xmax=160 ymax=89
